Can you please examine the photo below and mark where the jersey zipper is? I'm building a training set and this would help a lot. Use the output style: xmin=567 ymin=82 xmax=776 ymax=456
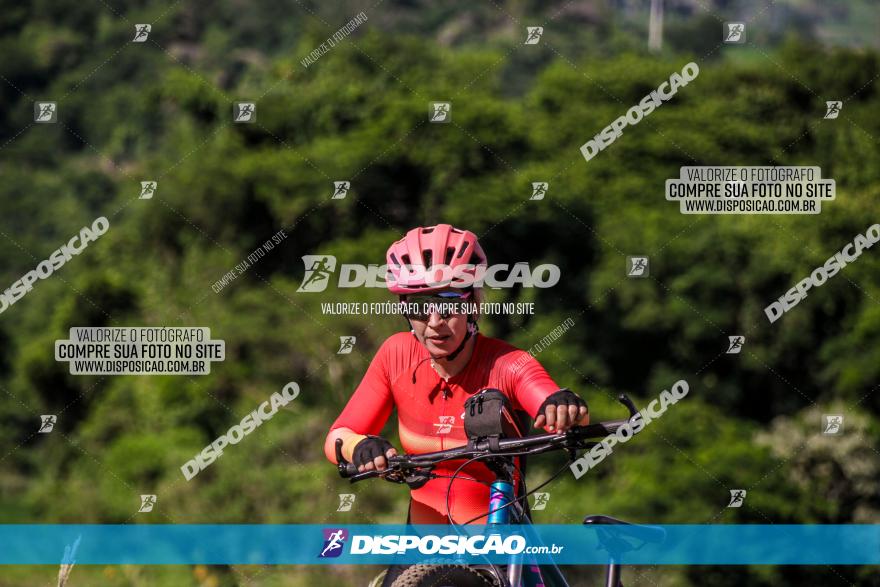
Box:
xmin=440 ymin=379 xmax=449 ymax=451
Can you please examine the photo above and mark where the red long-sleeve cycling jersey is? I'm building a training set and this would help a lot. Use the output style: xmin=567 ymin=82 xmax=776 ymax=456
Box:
xmin=324 ymin=332 xmax=562 ymax=524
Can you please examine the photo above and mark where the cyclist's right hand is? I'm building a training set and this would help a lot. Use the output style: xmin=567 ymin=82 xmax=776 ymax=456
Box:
xmin=353 ymin=435 xmax=398 ymax=473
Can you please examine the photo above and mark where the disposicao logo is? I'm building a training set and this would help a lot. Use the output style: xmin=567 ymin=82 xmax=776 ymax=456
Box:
xmin=319 ymin=529 xmax=348 ymax=558
xmin=296 ymin=255 xmax=561 ymax=292
xmin=0 ymin=217 xmax=110 ymax=315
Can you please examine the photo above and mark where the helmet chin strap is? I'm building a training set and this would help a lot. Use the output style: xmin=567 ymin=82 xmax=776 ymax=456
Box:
xmin=434 ymin=318 xmax=478 ymax=362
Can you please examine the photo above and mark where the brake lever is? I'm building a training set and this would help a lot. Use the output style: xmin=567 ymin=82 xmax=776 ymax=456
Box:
xmin=347 ymin=464 xmax=405 ymax=484
xmin=347 ymin=455 xmax=434 ymax=485
xmin=348 ymin=470 xmax=380 ymax=483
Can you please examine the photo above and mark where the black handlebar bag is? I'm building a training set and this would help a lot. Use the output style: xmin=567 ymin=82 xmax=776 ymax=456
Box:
xmin=463 ymin=388 xmax=524 ymax=449
xmin=406 ymin=388 xmax=527 ymax=491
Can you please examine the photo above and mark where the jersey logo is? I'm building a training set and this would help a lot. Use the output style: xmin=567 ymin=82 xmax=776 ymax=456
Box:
xmin=433 ymin=415 xmax=456 ymax=434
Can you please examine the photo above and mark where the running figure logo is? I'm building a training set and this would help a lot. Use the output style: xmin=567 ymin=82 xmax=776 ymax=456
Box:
xmin=724 ymin=23 xmax=745 ymax=43
xmin=233 ymin=102 xmax=256 ymax=123
xmin=824 ymin=101 xmax=842 ymax=119
xmin=726 ymin=336 xmax=745 ymax=354
xmin=38 ymin=415 xmax=56 ymax=433
xmin=34 ymin=102 xmax=57 ymax=123
xmin=530 ymin=182 xmax=549 ymax=201
xmin=331 ymin=181 xmax=350 ymax=200
xmin=138 ymin=494 xmax=157 ymax=513
xmin=532 ymin=492 xmax=550 ymax=511
xmin=434 ymin=415 xmax=455 ymax=435
xmin=524 ymin=27 xmax=544 ymax=45
xmin=139 ymin=181 xmax=157 ymax=199
xmin=430 ymin=102 xmax=451 ymax=123
xmin=319 ymin=528 xmax=348 ymax=558
xmin=133 ymin=24 xmax=151 ymax=42
xmin=627 ymin=256 xmax=649 ymax=278
xmin=337 ymin=494 xmax=356 ymax=512
xmin=337 ymin=336 xmax=356 ymax=355
xmin=297 ymin=255 xmax=337 ymax=292
xmin=822 ymin=414 xmax=844 ymax=435
xmin=727 ymin=489 xmax=746 ymax=508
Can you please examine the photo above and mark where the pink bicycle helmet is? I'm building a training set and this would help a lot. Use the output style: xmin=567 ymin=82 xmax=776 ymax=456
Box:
xmin=386 ymin=224 xmax=487 ymax=294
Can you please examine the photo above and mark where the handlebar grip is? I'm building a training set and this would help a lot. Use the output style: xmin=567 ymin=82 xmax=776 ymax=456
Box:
xmin=335 ymin=438 xmax=360 ymax=478
xmin=339 ymin=462 xmax=359 ymax=478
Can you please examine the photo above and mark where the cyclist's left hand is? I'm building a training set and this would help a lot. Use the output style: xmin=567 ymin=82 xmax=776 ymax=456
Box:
xmin=534 ymin=389 xmax=589 ymax=432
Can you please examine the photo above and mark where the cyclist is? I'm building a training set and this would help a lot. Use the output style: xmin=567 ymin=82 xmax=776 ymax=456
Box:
xmin=324 ymin=224 xmax=589 ymax=527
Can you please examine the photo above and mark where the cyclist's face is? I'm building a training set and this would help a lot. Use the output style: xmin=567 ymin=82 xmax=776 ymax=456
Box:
xmin=412 ymin=311 xmax=468 ymax=357
xmin=404 ymin=290 xmax=470 ymax=358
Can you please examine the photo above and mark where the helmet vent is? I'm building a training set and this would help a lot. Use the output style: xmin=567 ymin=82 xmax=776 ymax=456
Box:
xmin=422 ymin=227 xmax=434 ymax=234
xmin=456 ymin=241 xmax=469 ymax=258
xmin=446 ymin=247 xmax=455 ymax=264
xmin=424 ymin=250 xmax=433 ymax=267
xmin=389 ymin=252 xmax=400 ymax=267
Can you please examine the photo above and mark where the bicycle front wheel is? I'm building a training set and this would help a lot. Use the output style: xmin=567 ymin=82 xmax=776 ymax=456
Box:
xmin=390 ymin=564 xmax=498 ymax=587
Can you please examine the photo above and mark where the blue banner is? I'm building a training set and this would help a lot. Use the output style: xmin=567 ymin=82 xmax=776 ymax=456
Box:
xmin=2 ymin=525 xmax=879 ymax=565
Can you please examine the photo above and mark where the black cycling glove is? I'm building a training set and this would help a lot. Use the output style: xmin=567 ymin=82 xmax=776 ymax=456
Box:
xmin=352 ymin=435 xmax=395 ymax=468
xmin=536 ymin=389 xmax=588 ymax=420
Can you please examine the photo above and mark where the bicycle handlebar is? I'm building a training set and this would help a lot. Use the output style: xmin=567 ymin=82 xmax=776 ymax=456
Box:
xmin=336 ymin=394 xmax=639 ymax=483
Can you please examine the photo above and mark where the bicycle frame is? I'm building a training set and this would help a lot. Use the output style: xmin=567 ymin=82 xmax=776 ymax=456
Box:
xmin=486 ymin=479 xmax=544 ymax=587
xmin=486 ymin=480 xmax=525 ymax=586
xmin=483 ymin=474 xmax=622 ymax=587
